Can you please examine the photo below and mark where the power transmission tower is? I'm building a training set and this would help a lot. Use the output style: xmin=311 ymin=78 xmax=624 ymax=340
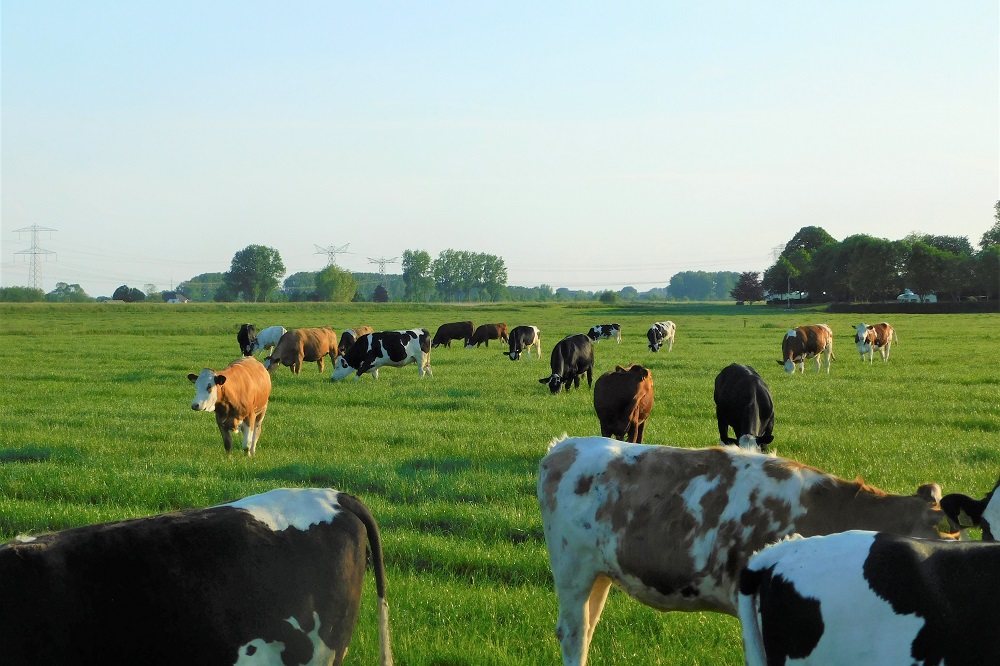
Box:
xmin=315 ymin=243 xmax=350 ymax=267
xmin=368 ymin=256 xmax=398 ymax=279
xmin=14 ymin=225 xmax=57 ymax=291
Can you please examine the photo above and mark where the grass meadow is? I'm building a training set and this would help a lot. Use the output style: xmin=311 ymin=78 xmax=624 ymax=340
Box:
xmin=1 ymin=301 xmax=998 ymax=665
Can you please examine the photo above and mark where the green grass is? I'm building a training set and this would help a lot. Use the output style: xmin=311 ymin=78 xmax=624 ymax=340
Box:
xmin=1 ymin=301 xmax=998 ymax=664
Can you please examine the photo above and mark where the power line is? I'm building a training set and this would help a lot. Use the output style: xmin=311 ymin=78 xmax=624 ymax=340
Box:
xmin=13 ymin=225 xmax=57 ymax=291
xmin=367 ymin=256 xmax=398 ymax=280
xmin=315 ymin=243 xmax=350 ymax=267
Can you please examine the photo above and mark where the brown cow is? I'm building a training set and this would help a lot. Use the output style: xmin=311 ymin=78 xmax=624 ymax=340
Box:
xmin=465 ymin=323 xmax=509 ymax=348
xmin=432 ymin=321 xmax=475 ymax=348
xmin=188 ymin=357 xmax=271 ymax=456
xmin=593 ymin=365 xmax=654 ymax=443
xmin=339 ymin=326 xmax=375 ymax=358
xmin=777 ymin=324 xmax=834 ymax=374
xmin=265 ymin=327 xmax=339 ymax=375
xmin=855 ymin=322 xmax=897 ymax=364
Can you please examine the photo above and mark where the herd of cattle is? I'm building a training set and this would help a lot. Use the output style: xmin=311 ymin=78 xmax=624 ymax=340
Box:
xmin=3 ymin=315 xmax=998 ymax=665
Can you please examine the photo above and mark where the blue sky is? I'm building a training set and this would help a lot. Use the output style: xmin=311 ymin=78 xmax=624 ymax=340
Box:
xmin=3 ymin=2 xmax=998 ymax=297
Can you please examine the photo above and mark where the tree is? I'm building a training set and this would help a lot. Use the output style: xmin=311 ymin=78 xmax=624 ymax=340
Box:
xmin=113 ymin=285 xmax=146 ymax=302
xmin=599 ymin=290 xmax=617 ymax=304
xmin=839 ymin=235 xmax=900 ymax=301
xmin=177 ymin=273 xmax=225 ymax=302
xmin=730 ymin=272 xmax=765 ymax=304
xmin=314 ymin=265 xmax=357 ymax=302
xmin=0 ymin=286 xmax=45 ymax=302
xmin=783 ymin=226 xmax=837 ymax=256
xmin=224 ymin=245 xmax=285 ymax=302
xmin=373 ymin=285 xmax=389 ymax=302
xmin=979 ymin=200 xmax=1000 ymax=250
xmin=46 ymin=282 xmax=92 ymax=303
xmin=283 ymin=271 xmax=318 ymax=301
xmin=402 ymin=250 xmax=434 ymax=301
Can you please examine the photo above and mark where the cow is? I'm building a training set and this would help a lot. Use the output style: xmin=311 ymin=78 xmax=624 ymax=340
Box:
xmin=855 ymin=321 xmax=897 ymax=364
xmin=713 ymin=363 xmax=774 ymax=452
xmin=331 ymin=329 xmax=432 ymax=381
xmin=431 ymin=321 xmax=475 ymax=348
xmin=265 ymin=327 xmax=339 ymax=375
xmin=537 ymin=436 xmax=955 ymax=666
xmin=586 ymin=324 xmax=621 ymax=344
xmin=0 ymin=488 xmax=393 ymax=666
xmin=593 ymin=365 xmax=653 ymax=442
xmin=503 ymin=325 xmax=541 ymax=361
xmin=339 ymin=326 xmax=375 ymax=358
xmin=940 ymin=476 xmax=1000 ymax=540
xmin=539 ymin=334 xmax=595 ymax=394
xmin=237 ymin=323 xmax=257 ymax=356
xmin=739 ymin=530 xmax=1000 ymax=666
xmin=238 ymin=324 xmax=287 ymax=357
xmin=188 ymin=356 xmax=271 ymax=456
xmin=647 ymin=320 xmax=676 ymax=352
xmin=777 ymin=324 xmax=834 ymax=374
xmin=466 ymin=323 xmax=509 ymax=348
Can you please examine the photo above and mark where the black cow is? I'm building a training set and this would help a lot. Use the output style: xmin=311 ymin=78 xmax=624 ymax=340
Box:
xmin=503 ymin=325 xmax=541 ymax=361
xmin=586 ymin=323 xmax=621 ymax=344
xmin=941 ymin=476 xmax=999 ymax=540
xmin=331 ymin=328 xmax=432 ymax=381
xmin=237 ymin=323 xmax=257 ymax=356
xmin=539 ymin=334 xmax=594 ymax=393
xmin=431 ymin=321 xmax=475 ymax=348
xmin=0 ymin=488 xmax=393 ymax=666
xmin=713 ymin=363 xmax=775 ymax=451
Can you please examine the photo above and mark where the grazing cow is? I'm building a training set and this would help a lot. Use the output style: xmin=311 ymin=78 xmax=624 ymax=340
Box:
xmin=647 ymin=320 xmax=676 ymax=352
xmin=237 ymin=323 xmax=257 ymax=356
xmin=593 ymin=365 xmax=654 ymax=442
xmin=739 ymin=530 xmax=1000 ymax=666
xmin=586 ymin=324 xmax=621 ymax=344
xmin=188 ymin=357 xmax=271 ymax=456
xmin=537 ymin=436 xmax=954 ymax=666
xmin=777 ymin=324 xmax=834 ymax=374
xmin=503 ymin=325 xmax=541 ymax=360
xmin=331 ymin=329 xmax=432 ymax=381
xmin=0 ymin=488 xmax=393 ymax=666
xmin=539 ymin=334 xmax=595 ymax=393
xmin=265 ymin=327 xmax=339 ymax=375
xmin=940 ymin=476 xmax=999 ymax=540
xmin=713 ymin=363 xmax=774 ymax=451
xmin=432 ymin=321 xmax=475 ymax=348
xmin=855 ymin=321 xmax=897 ymax=364
xmin=466 ymin=323 xmax=509 ymax=348
xmin=339 ymin=326 xmax=375 ymax=358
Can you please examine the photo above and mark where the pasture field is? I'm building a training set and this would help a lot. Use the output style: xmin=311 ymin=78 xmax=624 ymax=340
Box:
xmin=1 ymin=301 xmax=998 ymax=665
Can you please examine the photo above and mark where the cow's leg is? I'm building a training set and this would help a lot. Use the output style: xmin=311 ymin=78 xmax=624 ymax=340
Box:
xmin=585 ymin=368 xmax=592 ymax=387
xmin=219 ymin=424 xmax=234 ymax=454
xmin=634 ymin=419 xmax=645 ymax=444
xmin=240 ymin=417 xmax=254 ymax=456
xmin=555 ymin=574 xmax=613 ymax=666
xmin=317 ymin=357 xmax=325 ymax=373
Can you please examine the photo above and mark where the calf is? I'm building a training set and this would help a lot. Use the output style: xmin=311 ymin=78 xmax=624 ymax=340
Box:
xmin=188 ymin=357 xmax=271 ymax=456
xmin=586 ymin=323 xmax=621 ymax=344
xmin=593 ymin=364 xmax=654 ymax=442
xmin=855 ymin=321 xmax=897 ymax=363
xmin=503 ymin=325 xmax=541 ymax=360
xmin=432 ymin=321 xmax=474 ymax=348
xmin=466 ymin=323 xmax=509 ymax=348
xmin=539 ymin=334 xmax=595 ymax=393
xmin=331 ymin=329 xmax=432 ymax=381
xmin=647 ymin=320 xmax=676 ymax=352
xmin=537 ymin=436 xmax=954 ymax=666
xmin=0 ymin=488 xmax=393 ymax=666
xmin=739 ymin=531 xmax=1000 ymax=666
xmin=940 ymin=476 xmax=999 ymax=540
xmin=266 ymin=327 xmax=339 ymax=375
xmin=339 ymin=326 xmax=375 ymax=358
xmin=713 ymin=363 xmax=774 ymax=451
xmin=777 ymin=324 xmax=834 ymax=374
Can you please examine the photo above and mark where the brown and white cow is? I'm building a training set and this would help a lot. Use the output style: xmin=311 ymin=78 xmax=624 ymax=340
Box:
xmin=0 ymin=488 xmax=393 ymax=666
xmin=265 ymin=327 xmax=339 ymax=375
xmin=188 ymin=356 xmax=271 ymax=456
xmin=593 ymin=365 xmax=654 ymax=443
xmin=537 ymin=436 xmax=954 ymax=666
xmin=431 ymin=321 xmax=475 ymax=348
xmin=339 ymin=326 xmax=375 ymax=358
xmin=855 ymin=322 xmax=897 ymax=364
xmin=466 ymin=323 xmax=509 ymax=348
xmin=777 ymin=324 xmax=834 ymax=374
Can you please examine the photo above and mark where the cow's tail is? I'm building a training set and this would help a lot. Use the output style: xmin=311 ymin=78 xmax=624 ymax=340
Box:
xmin=737 ymin=568 xmax=768 ymax=666
xmin=340 ymin=493 xmax=394 ymax=666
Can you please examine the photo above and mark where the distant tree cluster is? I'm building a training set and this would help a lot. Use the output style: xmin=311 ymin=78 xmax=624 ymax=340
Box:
xmin=401 ymin=249 xmax=507 ymax=302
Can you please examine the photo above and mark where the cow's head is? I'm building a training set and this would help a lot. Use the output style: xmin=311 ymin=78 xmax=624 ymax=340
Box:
xmin=238 ymin=324 xmax=258 ymax=356
xmin=504 ymin=346 xmax=522 ymax=361
xmin=540 ymin=374 xmax=563 ymax=393
xmin=188 ymin=369 xmax=226 ymax=411
xmin=778 ymin=359 xmax=796 ymax=373
xmin=331 ymin=357 xmax=353 ymax=382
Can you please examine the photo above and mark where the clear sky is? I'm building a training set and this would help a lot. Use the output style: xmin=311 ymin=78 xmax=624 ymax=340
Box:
xmin=3 ymin=2 xmax=998 ymax=297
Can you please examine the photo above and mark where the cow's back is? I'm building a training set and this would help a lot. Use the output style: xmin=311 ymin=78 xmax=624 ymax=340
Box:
xmin=221 ymin=357 xmax=271 ymax=412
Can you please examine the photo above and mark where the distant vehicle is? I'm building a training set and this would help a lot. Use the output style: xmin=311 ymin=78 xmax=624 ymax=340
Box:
xmin=897 ymin=289 xmax=937 ymax=303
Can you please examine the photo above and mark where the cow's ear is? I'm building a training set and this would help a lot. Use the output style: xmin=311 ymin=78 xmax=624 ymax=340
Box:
xmin=775 ymin=360 xmax=784 ymax=366
xmin=187 ymin=373 xmax=198 ymax=383
xmin=215 ymin=375 xmax=227 ymax=386
xmin=539 ymin=377 xmax=549 ymax=384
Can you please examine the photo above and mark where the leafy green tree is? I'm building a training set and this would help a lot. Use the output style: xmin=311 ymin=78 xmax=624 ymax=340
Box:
xmin=979 ymin=200 xmax=1000 ymax=250
xmin=113 ymin=285 xmax=146 ymax=302
xmin=373 ymin=284 xmax=389 ymax=302
xmin=762 ymin=256 xmax=800 ymax=298
xmin=618 ymin=286 xmax=639 ymax=301
xmin=839 ymin=235 xmax=900 ymax=301
xmin=177 ymin=273 xmax=225 ymax=302
xmin=402 ymin=250 xmax=434 ymax=301
xmin=479 ymin=254 xmax=508 ymax=301
xmin=669 ymin=271 xmax=716 ymax=300
xmin=730 ymin=272 xmax=765 ymax=304
xmin=314 ymin=264 xmax=357 ymax=302
xmin=783 ymin=226 xmax=837 ymax=256
xmin=283 ymin=271 xmax=318 ymax=301
xmin=0 ymin=286 xmax=45 ymax=302
xmin=224 ymin=245 xmax=285 ymax=302
xmin=973 ymin=245 xmax=1000 ymax=300
xmin=599 ymin=290 xmax=617 ymax=304
xmin=46 ymin=282 xmax=92 ymax=303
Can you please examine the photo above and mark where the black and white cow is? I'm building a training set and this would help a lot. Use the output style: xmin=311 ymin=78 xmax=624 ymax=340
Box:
xmin=331 ymin=329 xmax=432 ymax=381
xmin=739 ymin=530 xmax=1000 ymax=666
xmin=237 ymin=323 xmax=257 ymax=356
xmin=0 ymin=488 xmax=393 ymax=666
xmin=237 ymin=324 xmax=287 ymax=357
xmin=940 ymin=476 xmax=1000 ymax=540
xmin=503 ymin=325 xmax=541 ymax=361
xmin=586 ymin=324 xmax=621 ymax=344
xmin=713 ymin=363 xmax=775 ymax=451
xmin=647 ymin=320 xmax=676 ymax=352
xmin=539 ymin=334 xmax=594 ymax=393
